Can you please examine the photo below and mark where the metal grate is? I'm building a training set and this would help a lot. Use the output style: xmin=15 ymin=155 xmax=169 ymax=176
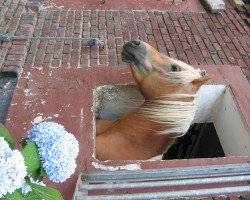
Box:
xmin=74 ymin=163 xmax=250 ymax=199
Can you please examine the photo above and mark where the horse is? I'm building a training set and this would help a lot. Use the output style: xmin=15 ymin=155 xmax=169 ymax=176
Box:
xmin=96 ymin=40 xmax=211 ymax=161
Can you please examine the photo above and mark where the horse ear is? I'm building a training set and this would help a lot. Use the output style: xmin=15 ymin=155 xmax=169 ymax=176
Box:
xmin=192 ymin=74 xmax=212 ymax=87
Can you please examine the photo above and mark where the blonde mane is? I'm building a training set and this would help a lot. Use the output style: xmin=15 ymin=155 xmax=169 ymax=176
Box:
xmin=139 ymin=94 xmax=197 ymax=137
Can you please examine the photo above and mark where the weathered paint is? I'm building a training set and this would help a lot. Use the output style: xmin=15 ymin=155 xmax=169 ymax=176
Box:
xmin=5 ymin=65 xmax=250 ymax=199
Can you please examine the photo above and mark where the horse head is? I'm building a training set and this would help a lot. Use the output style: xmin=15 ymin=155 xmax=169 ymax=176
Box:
xmin=122 ymin=40 xmax=211 ymax=100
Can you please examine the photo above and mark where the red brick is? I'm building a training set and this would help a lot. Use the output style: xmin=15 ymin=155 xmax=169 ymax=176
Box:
xmin=90 ymin=58 xmax=98 ymax=66
xmin=179 ymin=18 xmax=189 ymax=31
xmin=217 ymin=50 xmax=227 ymax=59
xmin=234 ymin=21 xmax=246 ymax=34
xmin=162 ymin=12 xmax=172 ymax=25
xmin=232 ymin=39 xmax=247 ymax=56
xmin=165 ymin=41 xmax=175 ymax=51
xmin=204 ymin=57 xmax=214 ymax=65
xmin=213 ymin=43 xmax=221 ymax=51
xmin=6 ymin=54 xmax=23 ymax=61
xmin=90 ymin=46 xmax=99 ymax=59
xmin=197 ymin=41 xmax=206 ymax=50
xmin=242 ymin=56 xmax=250 ymax=66
xmin=185 ymin=31 xmax=195 ymax=45
xmin=211 ymin=54 xmax=222 ymax=65
xmin=46 ymin=44 xmax=55 ymax=54
xmin=1 ymin=66 xmax=20 ymax=75
xmin=9 ymin=45 xmax=27 ymax=55
xmin=34 ymin=49 xmax=44 ymax=67
xmin=220 ymin=58 xmax=230 ymax=64
xmin=24 ymin=53 xmax=35 ymax=67
xmin=207 ymin=18 xmax=218 ymax=32
xmin=224 ymin=27 xmax=235 ymax=38
xmin=44 ymin=54 xmax=52 ymax=63
xmin=70 ymin=50 xmax=80 ymax=67
xmin=185 ymin=49 xmax=197 ymax=65
xmin=63 ymin=45 xmax=71 ymax=54
xmin=242 ymin=67 xmax=250 ymax=76
xmin=181 ymin=42 xmax=189 ymax=50
xmin=223 ymin=48 xmax=237 ymax=64
xmin=236 ymin=58 xmax=247 ymax=68
xmin=99 ymin=55 xmax=108 ymax=65
xmin=52 ymin=58 xmax=60 ymax=67
xmin=221 ymin=34 xmax=231 ymax=43
xmin=201 ymin=49 xmax=209 ymax=58
xmin=168 ymin=51 xmax=177 ymax=59
xmin=72 ymin=40 xmax=80 ymax=50
xmin=192 ymin=46 xmax=204 ymax=64
xmin=246 ymin=18 xmax=250 ymax=26
xmin=203 ymin=39 xmax=216 ymax=53
xmin=4 ymin=60 xmax=23 ymax=67
xmin=157 ymin=45 xmax=166 ymax=54
xmin=231 ymin=50 xmax=241 ymax=59
xmin=12 ymin=40 xmax=27 ymax=45
xmin=107 ymin=34 xmax=115 ymax=49
xmin=62 ymin=53 xmax=71 ymax=67
xmin=204 ymin=28 xmax=212 ymax=35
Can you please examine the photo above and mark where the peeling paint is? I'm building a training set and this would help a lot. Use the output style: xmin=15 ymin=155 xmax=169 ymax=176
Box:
xmin=24 ymin=72 xmax=31 ymax=79
xmin=24 ymin=89 xmax=36 ymax=97
xmin=31 ymin=113 xmax=59 ymax=125
xmin=92 ymin=162 xmax=141 ymax=171
xmin=41 ymin=100 xmax=46 ymax=105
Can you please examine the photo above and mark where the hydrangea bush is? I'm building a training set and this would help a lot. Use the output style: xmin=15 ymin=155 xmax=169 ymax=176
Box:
xmin=0 ymin=122 xmax=79 ymax=200
xmin=0 ymin=137 xmax=27 ymax=198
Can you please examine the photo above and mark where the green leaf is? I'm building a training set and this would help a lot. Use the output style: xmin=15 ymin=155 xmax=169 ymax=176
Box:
xmin=0 ymin=123 xmax=15 ymax=149
xmin=31 ymin=167 xmax=47 ymax=182
xmin=20 ymin=138 xmax=28 ymax=149
xmin=26 ymin=179 xmax=64 ymax=200
xmin=1 ymin=189 xmax=25 ymax=200
xmin=21 ymin=191 xmax=42 ymax=200
xmin=21 ymin=142 xmax=41 ymax=173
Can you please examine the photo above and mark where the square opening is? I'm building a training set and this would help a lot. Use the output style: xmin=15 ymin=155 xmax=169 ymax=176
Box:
xmin=93 ymin=84 xmax=250 ymax=160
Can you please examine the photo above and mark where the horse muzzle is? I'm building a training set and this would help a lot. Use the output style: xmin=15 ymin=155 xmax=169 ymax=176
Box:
xmin=121 ymin=40 xmax=146 ymax=64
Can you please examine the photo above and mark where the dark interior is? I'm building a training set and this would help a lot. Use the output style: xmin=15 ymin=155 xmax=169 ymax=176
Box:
xmin=163 ymin=123 xmax=225 ymax=160
xmin=0 ymin=72 xmax=18 ymax=124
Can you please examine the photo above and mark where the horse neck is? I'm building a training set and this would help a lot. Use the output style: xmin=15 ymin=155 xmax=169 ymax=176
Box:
xmin=96 ymin=111 xmax=175 ymax=160
xmin=139 ymin=93 xmax=197 ymax=136
xmin=96 ymin=94 xmax=197 ymax=160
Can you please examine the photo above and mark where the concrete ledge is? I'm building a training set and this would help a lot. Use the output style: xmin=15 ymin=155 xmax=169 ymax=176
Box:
xmin=5 ymin=65 xmax=250 ymax=199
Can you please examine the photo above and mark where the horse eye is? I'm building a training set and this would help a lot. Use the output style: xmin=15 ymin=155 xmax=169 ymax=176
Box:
xmin=171 ymin=65 xmax=179 ymax=72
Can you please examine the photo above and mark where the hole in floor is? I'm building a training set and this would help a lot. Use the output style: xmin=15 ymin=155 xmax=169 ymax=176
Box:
xmin=0 ymin=72 xmax=18 ymax=124
xmin=163 ymin=123 xmax=225 ymax=160
xmin=94 ymin=84 xmax=250 ymax=160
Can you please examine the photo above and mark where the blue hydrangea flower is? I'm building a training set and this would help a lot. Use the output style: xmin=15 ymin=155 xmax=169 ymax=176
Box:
xmin=0 ymin=137 xmax=27 ymax=198
xmin=28 ymin=122 xmax=79 ymax=183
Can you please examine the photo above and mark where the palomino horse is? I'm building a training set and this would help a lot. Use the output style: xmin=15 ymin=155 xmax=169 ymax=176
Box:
xmin=96 ymin=40 xmax=211 ymax=161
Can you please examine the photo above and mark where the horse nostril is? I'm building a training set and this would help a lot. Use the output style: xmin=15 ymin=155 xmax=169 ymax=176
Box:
xmin=131 ymin=40 xmax=140 ymax=46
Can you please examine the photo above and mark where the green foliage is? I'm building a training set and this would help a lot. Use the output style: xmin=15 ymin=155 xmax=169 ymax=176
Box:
xmin=1 ymin=189 xmax=25 ymax=200
xmin=1 ymin=125 xmax=69 ymax=200
xmin=20 ymin=138 xmax=28 ymax=149
xmin=25 ymin=178 xmax=64 ymax=200
xmin=0 ymin=123 xmax=15 ymax=149
xmin=32 ymin=167 xmax=46 ymax=182
xmin=21 ymin=142 xmax=41 ymax=174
